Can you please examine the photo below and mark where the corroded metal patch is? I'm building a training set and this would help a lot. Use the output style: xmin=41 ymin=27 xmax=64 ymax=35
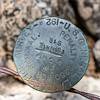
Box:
xmin=13 ymin=17 xmax=89 ymax=92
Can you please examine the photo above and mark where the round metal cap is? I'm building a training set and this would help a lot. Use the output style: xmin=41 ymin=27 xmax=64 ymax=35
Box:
xmin=13 ymin=17 xmax=89 ymax=92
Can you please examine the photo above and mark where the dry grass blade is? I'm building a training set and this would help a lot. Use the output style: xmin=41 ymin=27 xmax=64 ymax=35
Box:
xmin=0 ymin=67 xmax=23 ymax=82
xmin=68 ymin=88 xmax=100 ymax=100
xmin=0 ymin=67 xmax=19 ymax=76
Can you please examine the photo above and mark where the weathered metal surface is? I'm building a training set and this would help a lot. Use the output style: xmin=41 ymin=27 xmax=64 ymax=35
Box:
xmin=13 ymin=17 xmax=89 ymax=92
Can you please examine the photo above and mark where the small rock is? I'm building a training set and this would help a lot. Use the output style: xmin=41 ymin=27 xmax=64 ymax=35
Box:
xmin=93 ymin=40 xmax=100 ymax=70
xmin=37 ymin=2 xmax=47 ymax=8
xmin=93 ymin=40 xmax=100 ymax=60
xmin=74 ymin=0 xmax=100 ymax=38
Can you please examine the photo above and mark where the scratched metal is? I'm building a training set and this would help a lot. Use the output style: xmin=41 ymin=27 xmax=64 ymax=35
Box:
xmin=13 ymin=17 xmax=89 ymax=92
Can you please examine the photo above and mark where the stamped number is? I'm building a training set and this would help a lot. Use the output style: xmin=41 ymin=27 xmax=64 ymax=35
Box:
xmin=49 ymin=37 xmax=62 ymax=46
xmin=46 ymin=18 xmax=59 ymax=25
